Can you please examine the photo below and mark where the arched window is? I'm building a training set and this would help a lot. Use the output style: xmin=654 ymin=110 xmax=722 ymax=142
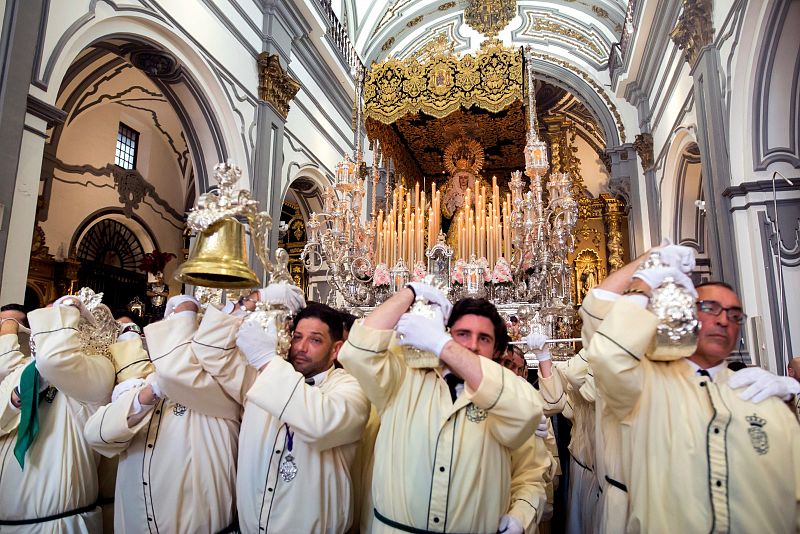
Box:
xmin=77 ymin=219 xmax=145 ymax=270
xmin=76 ymin=219 xmax=147 ymax=310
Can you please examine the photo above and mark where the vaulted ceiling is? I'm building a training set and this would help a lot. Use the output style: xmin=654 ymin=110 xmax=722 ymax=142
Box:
xmin=340 ymin=0 xmax=628 ymax=70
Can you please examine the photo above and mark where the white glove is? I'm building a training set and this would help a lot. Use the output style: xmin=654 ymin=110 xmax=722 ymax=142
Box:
xmin=728 ymin=367 xmax=800 ymax=403
xmin=258 ymin=282 xmax=306 ymax=314
xmin=497 ymin=514 xmax=524 ymax=534
xmin=654 ymin=239 xmax=696 ymax=274
xmin=632 ymin=265 xmax=697 ymax=297
xmin=524 ymin=332 xmax=551 ymax=362
xmin=535 ymin=414 xmax=548 ymax=439
xmin=236 ymin=320 xmax=278 ymax=369
xmin=396 ymin=313 xmax=452 ymax=357
xmin=406 ymin=282 xmax=453 ymax=321
xmin=53 ymin=295 xmax=96 ymax=325
xmin=148 ymin=375 xmax=164 ymax=400
xmin=112 ymin=377 xmax=146 ymax=403
xmin=163 ymin=295 xmax=199 ymax=319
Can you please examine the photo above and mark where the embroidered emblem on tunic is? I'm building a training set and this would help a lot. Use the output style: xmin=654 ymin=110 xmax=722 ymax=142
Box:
xmin=280 ymin=454 xmax=298 ymax=481
xmin=173 ymin=403 xmax=187 ymax=416
xmin=280 ymin=423 xmax=298 ymax=481
xmin=746 ymin=414 xmax=769 ymax=455
xmin=466 ymin=403 xmax=487 ymax=423
xmin=43 ymin=386 xmax=57 ymax=403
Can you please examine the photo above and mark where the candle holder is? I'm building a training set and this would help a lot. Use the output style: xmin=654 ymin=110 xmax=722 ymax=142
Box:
xmin=390 ymin=259 xmax=410 ymax=293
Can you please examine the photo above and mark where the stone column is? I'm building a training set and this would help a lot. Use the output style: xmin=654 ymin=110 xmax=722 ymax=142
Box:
xmin=0 ymin=100 xmax=64 ymax=304
xmin=672 ymin=0 xmax=739 ymax=288
xmin=0 ymin=0 xmax=47 ymax=299
xmin=606 ymin=144 xmax=646 ymax=257
xmin=252 ymin=2 xmax=302 ymax=281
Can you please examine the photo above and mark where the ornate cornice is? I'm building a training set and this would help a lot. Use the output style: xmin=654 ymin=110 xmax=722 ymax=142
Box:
xmin=257 ymin=53 xmax=301 ymax=120
xmin=670 ymin=0 xmax=714 ymax=67
xmin=634 ymin=133 xmax=654 ymax=170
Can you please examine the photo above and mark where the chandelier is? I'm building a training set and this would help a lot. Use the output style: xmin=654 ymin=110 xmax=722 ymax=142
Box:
xmin=301 ymin=68 xmax=377 ymax=306
xmin=301 ymin=47 xmax=580 ymax=356
xmin=507 ymin=46 xmax=580 ymax=355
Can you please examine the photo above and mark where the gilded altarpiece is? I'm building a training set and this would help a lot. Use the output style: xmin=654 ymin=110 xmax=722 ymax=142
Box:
xmin=278 ymin=204 xmax=309 ymax=293
xmin=26 ymin=223 xmax=80 ymax=306
xmin=569 ymin=194 xmax=630 ymax=305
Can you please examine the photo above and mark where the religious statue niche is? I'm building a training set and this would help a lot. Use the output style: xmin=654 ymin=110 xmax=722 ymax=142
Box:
xmin=574 ymin=248 xmax=604 ymax=305
xmin=440 ymin=137 xmax=485 ymax=246
xmin=278 ymin=203 xmax=308 ymax=293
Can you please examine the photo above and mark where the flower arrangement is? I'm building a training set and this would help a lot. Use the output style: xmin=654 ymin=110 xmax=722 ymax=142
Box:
xmin=373 ymin=263 xmax=390 ymax=287
xmin=492 ymin=257 xmax=513 ymax=285
xmin=138 ymin=250 xmax=177 ymax=276
xmin=451 ymin=258 xmax=466 ymax=286
xmin=411 ymin=261 xmax=428 ymax=282
xmin=476 ymin=257 xmax=492 ymax=283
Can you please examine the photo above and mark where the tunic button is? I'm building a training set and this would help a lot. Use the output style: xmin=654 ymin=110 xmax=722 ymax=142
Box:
xmin=433 ymin=517 xmax=440 ymax=523
xmin=147 ymin=517 xmax=152 ymax=522
xmin=147 ymin=444 xmax=153 ymax=448
xmin=275 ymin=450 xmax=281 ymax=454
xmin=699 ymin=381 xmax=707 ymax=387
xmin=716 ymin=480 xmax=722 ymax=487
xmin=714 ymin=427 xmax=720 ymax=434
xmin=143 ymin=482 xmax=148 ymax=486
xmin=155 ymin=410 xmax=160 ymax=415
xmin=439 ymin=466 xmax=445 ymax=472
xmin=268 ymin=488 xmax=273 ymax=492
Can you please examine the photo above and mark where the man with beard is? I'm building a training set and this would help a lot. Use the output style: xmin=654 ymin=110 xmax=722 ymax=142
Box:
xmin=199 ymin=292 xmax=369 ymax=533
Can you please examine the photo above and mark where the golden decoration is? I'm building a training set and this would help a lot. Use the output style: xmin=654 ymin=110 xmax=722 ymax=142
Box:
xmin=603 ymin=195 xmax=625 ymax=272
xmin=407 ymin=16 xmax=423 ymax=28
xmin=381 ymin=37 xmax=396 ymax=52
xmin=443 ymin=137 xmax=485 ymax=176
xmin=574 ymin=248 xmax=605 ymax=304
xmin=670 ymin=0 xmax=714 ymax=66
xmin=634 ymin=133 xmax=654 ymax=170
xmin=372 ymin=0 xmax=417 ymax=38
xmin=364 ymin=39 xmax=523 ymax=124
xmin=438 ymin=1 xmax=456 ymax=10
xmin=464 ymin=0 xmax=517 ymax=37
xmin=592 ymin=6 xmax=609 ymax=18
xmin=532 ymin=18 xmax=604 ymax=59
xmin=257 ymin=53 xmax=301 ymax=120
xmin=31 ymin=223 xmax=50 ymax=259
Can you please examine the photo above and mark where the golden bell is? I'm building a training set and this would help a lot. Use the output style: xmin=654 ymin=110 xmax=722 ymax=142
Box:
xmin=174 ymin=218 xmax=260 ymax=289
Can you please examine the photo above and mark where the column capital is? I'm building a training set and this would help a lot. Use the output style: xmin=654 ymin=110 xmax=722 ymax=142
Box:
xmin=670 ymin=0 xmax=714 ymax=68
xmin=257 ymin=53 xmax=301 ymax=120
xmin=634 ymin=132 xmax=654 ymax=171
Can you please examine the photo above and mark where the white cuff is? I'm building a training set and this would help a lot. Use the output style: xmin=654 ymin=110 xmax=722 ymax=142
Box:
xmin=169 ymin=310 xmax=197 ymax=320
xmin=622 ymin=294 xmax=649 ymax=309
xmin=117 ymin=331 xmax=140 ymax=342
xmin=590 ymin=288 xmax=621 ymax=302
xmin=247 ymin=351 xmax=276 ymax=370
xmin=535 ymin=349 xmax=551 ymax=362
xmin=433 ymin=335 xmax=452 ymax=358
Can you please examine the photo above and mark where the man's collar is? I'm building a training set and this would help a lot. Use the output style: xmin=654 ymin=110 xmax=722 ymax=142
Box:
xmin=685 ymin=359 xmax=727 ymax=379
xmin=305 ymin=366 xmax=332 ymax=386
